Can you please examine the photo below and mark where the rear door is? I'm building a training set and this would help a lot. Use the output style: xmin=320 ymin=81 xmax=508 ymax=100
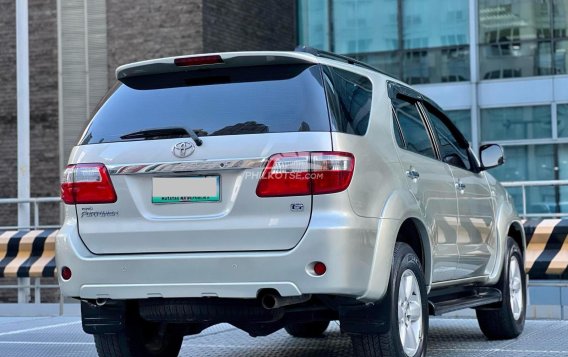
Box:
xmin=421 ymin=102 xmax=495 ymax=279
xmin=391 ymin=93 xmax=459 ymax=282
xmin=71 ymin=63 xmax=333 ymax=254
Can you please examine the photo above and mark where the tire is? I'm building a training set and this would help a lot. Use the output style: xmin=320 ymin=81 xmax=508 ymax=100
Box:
xmin=351 ymin=242 xmax=428 ymax=357
xmin=476 ymin=237 xmax=526 ymax=340
xmin=285 ymin=320 xmax=330 ymax=338
xmin=94 ymin=307 xmax=183 ymax=357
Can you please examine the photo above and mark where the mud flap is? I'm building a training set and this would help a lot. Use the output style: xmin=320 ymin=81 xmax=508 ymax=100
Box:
xmin=81 ymin=299 xmax=127 ymax=334
xmin=338 ymin=296 xmax=391 ymax=335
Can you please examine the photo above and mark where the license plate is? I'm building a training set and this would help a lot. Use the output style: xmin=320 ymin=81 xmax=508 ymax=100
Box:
xmin=152 ymin=176 xmax=220 ymax=203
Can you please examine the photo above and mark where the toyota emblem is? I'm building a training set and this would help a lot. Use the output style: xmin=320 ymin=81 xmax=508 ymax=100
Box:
xmin=172 ymin=141 xmax=196 ymax=158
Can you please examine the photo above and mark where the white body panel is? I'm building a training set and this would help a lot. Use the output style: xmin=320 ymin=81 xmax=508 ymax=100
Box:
xmin=57 ymin=50 xmax=523 ymax=303
xmin=69 ymin=132 xmax=331 ymax=254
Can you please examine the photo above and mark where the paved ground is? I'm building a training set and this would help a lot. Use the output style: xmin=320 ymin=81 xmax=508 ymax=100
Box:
xmin=0 ymin=317 xmax=566 ymax=356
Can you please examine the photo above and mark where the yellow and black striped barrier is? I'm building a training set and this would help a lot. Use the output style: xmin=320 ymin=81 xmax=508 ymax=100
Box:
xmin=0 ymin=229 xmax=57 ymax=278
xmin=523 ymin=219 xmax=568 ymax=279
xmin=0 ymin=222 xmax=566 ymax=280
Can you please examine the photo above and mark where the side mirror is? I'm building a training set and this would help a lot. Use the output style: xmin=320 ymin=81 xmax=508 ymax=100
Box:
xmin=479 ymin=144 xmax=504 ymax=170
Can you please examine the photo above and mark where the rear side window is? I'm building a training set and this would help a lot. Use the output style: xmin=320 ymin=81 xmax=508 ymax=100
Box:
xmin=80 ymin=64 xmax=331 ymax=145
xmin=322 ymin=66 xmax=372 ymax=135
xmin=392 ymin=97 xmax=436 ymax=160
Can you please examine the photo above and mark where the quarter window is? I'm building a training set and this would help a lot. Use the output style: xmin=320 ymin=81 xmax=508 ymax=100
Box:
xmin=392 ymin=97 xmax=436 ymax=160
xmin=323 ymin=66 xmax=372 ymax=135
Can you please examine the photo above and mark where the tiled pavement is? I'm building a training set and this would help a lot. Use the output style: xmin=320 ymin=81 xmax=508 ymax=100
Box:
xmin=0 ymin=316 xmax=566 ymax=356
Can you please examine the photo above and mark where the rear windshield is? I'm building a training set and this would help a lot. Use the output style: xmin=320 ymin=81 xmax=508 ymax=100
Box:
xmin=80 ymin=64 xmax=331 ymax=145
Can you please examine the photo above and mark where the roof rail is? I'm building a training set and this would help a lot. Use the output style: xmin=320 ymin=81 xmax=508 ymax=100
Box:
xmin=294 ymin=45 xmax=393 ymax=77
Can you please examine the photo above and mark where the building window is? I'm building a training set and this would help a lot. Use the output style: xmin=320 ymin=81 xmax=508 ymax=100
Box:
xmin=490 ymin=143 xmax=568 ymax=214
xmin=298 ymin=0 xmax=330 ymax=51
xmin=446 ymin=109 xmax=472 ymax=142
xmin=297 ymin=0 xmax=470 ymax=84
xmin=479 ymin=41 xmax=553 ymax=79
xmin=331 ymin=0 xmax=399 ymax=54
xmin=554 ymin=40 xmax=568 ymax=74
xmin=402 ymin=47 xmax=470 ymax=84
xmin=403 ymin=0 xmax=469 ymax=49
xmin=491 ymin=144 xmax=554 ymax=214
xmin=479 ymin=0 xmax=568 ymax=79
xmin=558 ymin=103 xmax=568 ymax=137
xmin=492 ymin=144 xmax=555 ymax=182
xmin=479 ymin=1 xmax=551 ymax=43
xmin=553 ymin=0 xmax=568 ymax=38
xmin=479 ymin=104 xmax=568 ymax=214
xmin=480 ymin=105 xmax=551 ymax=141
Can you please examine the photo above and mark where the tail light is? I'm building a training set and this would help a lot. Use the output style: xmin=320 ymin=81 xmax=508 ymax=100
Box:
xmin=256 ymin=152 xmax=354 ymax=197
xmin=61 ymin=163 xmax=117 ymax=204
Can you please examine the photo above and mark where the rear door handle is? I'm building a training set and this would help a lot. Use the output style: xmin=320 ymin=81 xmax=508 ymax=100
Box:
xmin=406 ymin=168 xmax=420 ymax=180
xmin=456 ymin=181 xmax=466 ymax=191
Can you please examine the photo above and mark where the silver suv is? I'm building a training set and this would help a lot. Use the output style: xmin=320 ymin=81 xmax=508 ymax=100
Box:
xmin=57 ymin=47 xmax=526 ymax=357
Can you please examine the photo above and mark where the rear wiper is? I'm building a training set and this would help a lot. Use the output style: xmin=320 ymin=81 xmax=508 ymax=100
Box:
xmin=120 ymin=127 xmax=203 ymax=146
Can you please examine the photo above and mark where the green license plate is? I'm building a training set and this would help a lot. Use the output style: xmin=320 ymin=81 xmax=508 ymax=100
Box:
xmin=152 ymin=176 xmax=220 ymax=203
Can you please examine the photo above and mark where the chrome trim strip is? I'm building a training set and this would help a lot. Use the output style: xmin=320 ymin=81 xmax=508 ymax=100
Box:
xmin=430 ymin=276 xmax=489 ymax=289
xmin=107 ymin=158 xmax=266 ymax=175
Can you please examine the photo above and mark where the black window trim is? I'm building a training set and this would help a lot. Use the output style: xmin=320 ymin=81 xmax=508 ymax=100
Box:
xmin=390 ymin=90 xmax=439 ymax=161
xmin=419 ymin=98 xmax=481 ymax=173
xmin=388 ymin=80 xmax=481 ymax=172
xmin=415 ymin=101 xmax=443 ymax=161
xmin=391 ymin=107 xmax=407 ymax=148
xmin=421 ymin=100 xmax=469 ymax=149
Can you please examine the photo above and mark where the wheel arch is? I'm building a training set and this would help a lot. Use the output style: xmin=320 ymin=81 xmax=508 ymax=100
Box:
xmin=395 ymin=217 xmax=432 ymax=289
xmin=508 ymin=221 xmax=526 ymax=256
xmin=489 ymin=205 xmax=527 ymax=284
xmin=360 ymin=189 xmax=432 ymax=302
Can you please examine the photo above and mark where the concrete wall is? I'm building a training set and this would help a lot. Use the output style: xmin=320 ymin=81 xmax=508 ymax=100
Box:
xmin=0 ymin=0 xmax=297 ymax=228
xmin=106 ymin=0 xmax=204 ymax=86
xmin=58 ymin=0 xmax=109 ymax=172
xmin=203 ymin=0 xmax=297 ymax=52
xmin=0 ymin=0 xmax=59 ymax=227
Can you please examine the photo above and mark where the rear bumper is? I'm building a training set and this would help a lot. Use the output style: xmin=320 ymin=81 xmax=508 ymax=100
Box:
xmin=56 ymin=213 xmax=397 ymax=301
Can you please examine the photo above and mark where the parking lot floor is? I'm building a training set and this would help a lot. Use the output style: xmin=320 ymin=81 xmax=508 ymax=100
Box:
xmin=0 ymin=316 xmax=566 ymax=356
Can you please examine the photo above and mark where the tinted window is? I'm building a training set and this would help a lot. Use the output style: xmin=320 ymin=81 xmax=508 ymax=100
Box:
xmin=392 ymin=110 xmax=405 ymax=147
xmin=323 ymin=66 xmax=372 ymax=135
xmin=392 ymin=97 xmax=436 ymax=159
xmin=80 ymin=64 xmax=331 ymax=144
xmin=425 ymin=105 xmax=471 ymax=170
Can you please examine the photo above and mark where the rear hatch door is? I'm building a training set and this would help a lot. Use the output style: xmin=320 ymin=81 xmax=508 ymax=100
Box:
xmin=71 ymin=58 xmax=333 ymax=254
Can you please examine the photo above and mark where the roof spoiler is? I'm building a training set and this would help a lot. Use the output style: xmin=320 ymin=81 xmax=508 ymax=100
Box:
xmin=115 ymin=51 xmax=318 ymax=81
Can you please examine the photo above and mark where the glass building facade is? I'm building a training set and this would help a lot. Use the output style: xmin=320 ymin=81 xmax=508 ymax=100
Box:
xmin=298 ymin=0 xmax=568 ymax=215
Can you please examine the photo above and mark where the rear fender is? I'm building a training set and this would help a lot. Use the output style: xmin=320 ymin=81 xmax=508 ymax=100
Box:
xmin=359 ymin=190 xmax=432 ymax=302
xmin=487 ymin=200 xmax=525 ymax=285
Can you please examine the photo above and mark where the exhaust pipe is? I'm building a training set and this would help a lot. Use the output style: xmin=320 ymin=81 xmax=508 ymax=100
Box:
xmin=260 ymin=293 xmax=311 ymax=309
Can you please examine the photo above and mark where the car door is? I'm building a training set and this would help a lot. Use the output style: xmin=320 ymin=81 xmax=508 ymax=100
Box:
xmin=421 ymin=102 xmax=496 ymax=280
xmin=391 ymin=93 xmax=459 ymax=282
